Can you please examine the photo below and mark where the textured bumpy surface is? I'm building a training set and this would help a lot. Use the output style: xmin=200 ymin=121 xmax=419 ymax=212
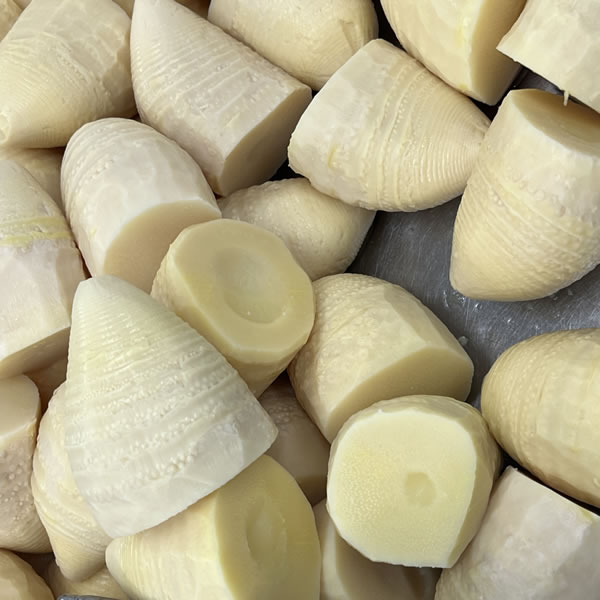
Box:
xmin=381 ymin=0 xmax=525 ymax=104
xmin=0 ymin=0 xmax=20 ymax=41
xmin=0 ymin=550 xmax=53 ymax=600
xmin=208 ymin=0 xmax=377 ymax=89
xmin=435 ymin=468 xmax=600 ymax=599
xmin=62 ymin=118 xmax=220 ymax=291
xmin=289 ymin=273 xmax=474 ymax=442
xmin=45 ymin=562 xmax=128 ymax=600
xmin=0 ymin=0 xmax=135 ymax=148
xmin=106 ymin=456 xmax=321 ymax=600
xmin=65 ymin=275 xmax=277 ymax=538
xmin=482 ymin=329 xmax=600 ymax=507
xmin=288 ymin=39 xmax=490 ymax=212
xmin=219 ymin=178 xmax=375 ymax=280
xmin=451 ymin=89 xmax=600 ymax=301
xmin=32 ymin=384 xmax=111 ymax=582
xmin=327 ymin=396 xmax=500 ymax=568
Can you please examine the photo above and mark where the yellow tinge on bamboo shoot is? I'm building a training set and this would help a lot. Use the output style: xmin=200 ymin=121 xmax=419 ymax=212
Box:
xmin=44 ymin=562 xmax=128 ymax=600
xmin=0 ymin=550 xmax=53 ymax=600
xmin=0 ymin=0 xmax=20 ymax=41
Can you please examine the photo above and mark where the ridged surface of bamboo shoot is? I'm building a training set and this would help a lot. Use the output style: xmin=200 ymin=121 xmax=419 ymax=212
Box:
xmin=45 ymin=562 xmax=128 ymax=600
xmin=0 ymin=550 xmax=53 ymax=600
xmin=0 ymin=0 xmax=20 ymax=40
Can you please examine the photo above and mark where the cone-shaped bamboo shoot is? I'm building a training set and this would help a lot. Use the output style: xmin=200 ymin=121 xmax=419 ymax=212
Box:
xmin=106 ymin=456 xmax=320 ymax=600
xmin=327 ymin=396 xmax=500 ymax=568
xmin=151 ymin=219 xmax=315 ymax=396
xmin=0 ymin=376 xmax=50 ymax=554
xmin=314 ymin=501 xmax=440 ymax=600
xmin=219 ymin=178 xmax=375 ymax=280
xmin=208 ymin=0 xmax=377 ymax=90
xmin=0 ymin=0 xmax=135 ymax=149
xmin=499 ymin=0 xmax=600 ymax=114
xmin=65 ymin=275 xmax=277 ymax=538
xmin=260 ymin=377 xmax=329 ymax=505
xmin=131 ymin=0 xmax=312 ymax=196
xmin=0 ymin=550 xmax=53 ymax=600
xmin=62 ymin=118 xmax=220 ymax=292
xmin=45 ymin=562 xmax=128 ymax=600
xmin=288 ymin=274 xmax=473 ymax=442
xmin=0 ymin=0 xmax=20 ymax=40
xmin=450 ymin=89 xmax=600 ymax=301
xmin=26 ymin=358 xmax=67 ymax=413
xmin=0 ymin=161 xmax=86 ymax=378
xmin=31 ymin=384 xmax=111 ymax=582
xmin=288 ymin=39 xmax=490 ymax=212
xmin=380 ymin=0 xmax=525 ymax=105
xmin=435 ymin=467 xmax=600 ymax=600
xmin=482 ymin=329 xmax=600 ymax=508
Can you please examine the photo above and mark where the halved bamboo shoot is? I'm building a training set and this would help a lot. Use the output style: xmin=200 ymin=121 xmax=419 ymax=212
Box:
xmin=0 ymin=550 xmax=53 ymax=600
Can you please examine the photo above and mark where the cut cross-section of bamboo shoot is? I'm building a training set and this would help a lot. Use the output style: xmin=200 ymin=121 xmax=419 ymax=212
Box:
xmin=65 ymin=275 xmax=277 ymax=538
xmin=314 ymin=501 xmax=440 ymax=600
xmin=0 ymin=376 xmax=51 ymax=554
xmin=31 ymin=384 xmax=111 ymax=582
xmin=44 ymin=562 xmax=128 ymax=600
xmin=498 ymin=0 xmax=600 ymax=114
xmin=0 ymin=0 xmax=20 ymax=41
xmin=131 ymin=0 xmax=312 ymax=196
xmin=288 ymin=273 xmax=474 ymax=442
xmin=0 ymin=0 xmax=135 ymax=149
xmin=0 ymin=161 xmax=86 ymax=379
xmin=450 ymin=89 xmax=600 ymax=301
xmin=260 ymin=377 xmax=329 ymax=505
xmin=208 ymin=0 xmax=378 ymax=90
xmin=380 ymin=0 xmax=525 ymax=105
xmin=219 ymin=178 xmax=375 ymax=280
xmin=151 ymin=219 xmax=315 ymax=397
xmin=106 ymin=456 xmax=321 ymax=600
xmin=435 ymin=467 xmax=600 ymax=600
xmin=327 ymin=396 xmax=500 ymax=568
xmin=288 ymin=39 xmax=490 ymax=212
xmin=482 ymin=329 xmax=600 ymax=508
xmin=26 ymin=358 xmax=68 ymax=414
xmin=0 ymin=550 xmax=53 ymax=600
xmin=62 ymin=118 xmax=220 ymax=292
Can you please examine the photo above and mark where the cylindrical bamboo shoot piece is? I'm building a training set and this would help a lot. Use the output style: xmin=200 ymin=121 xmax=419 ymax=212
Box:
xmin=0 ymin=0 xmax=20 ymax=41
xmin=44 ymin=562 xmax=128 ymax=600
xmin=26 ymin=358 xmax=68 ymax=414
xmin=0 ymin=550 xmax=53 ymax=600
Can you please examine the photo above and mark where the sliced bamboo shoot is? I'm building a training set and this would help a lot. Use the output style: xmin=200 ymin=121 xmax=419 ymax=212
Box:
xmin=0 ymin=0 xmax=20 ymax=41
xmin=26 ymin=358 xmax=68 ymax=414
xmin=0 ymin=550 xmax=53 ymax=600
xmin=45 ymin=562 xmax=128 ymax=600
xmin=219 ymin=178 xmax=375 ymax=280
xmin=327 ymin=396 xmax=500 ymax=568
xmin=0 ymin=376 xmax=51 ymax=554
xmin=450 ymin=89 xmax=600 ymax=301
xmin=151 ymin=219 xmax=315 ymax=396
xmin=435 ymin=467 xmax=600 ymax=600
xmin=499 ymin=0 xmax=600 ymax=114
xmin=131 ymin=0 xmax=312 ymax=195
xmin=65 ymin=275 xmax=278 ymax=538
xmin=260 ymin=377 xmax=329 ymax=505
xmin=31 ymin=384 xmax=111 ymax=582
xmin=288 ymin=274 xmax=473 ymax=442
xmin=0 ymin=0 xmax=135 ymax=149
xmin=62 ymin=118 xmax=220 ymax=292
xmin=288 ymin=39 xmax=490 ymax=212
xmin=0 ymin=161 xmax=86 ymax=379
xmin=482 ymin=329 xmax=600 ymax=508
xmin=106 ymin=456 xmax=321 ymax=600
xmin=380 ymin=0 xmax=525 ymax=105
xmin=208 ymin=0 xmax=377 ymax=90
xmin=314 ymin=501 xmax=440 ymax=600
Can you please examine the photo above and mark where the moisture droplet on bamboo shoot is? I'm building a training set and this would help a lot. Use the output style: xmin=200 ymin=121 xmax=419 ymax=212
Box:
xmin=0 ymin=0 xmax=20 ymax=41
xmin=0 ymin=550 xmax=53 ymax=600
xmin=44 ymin=562 xmax=128 ymax=600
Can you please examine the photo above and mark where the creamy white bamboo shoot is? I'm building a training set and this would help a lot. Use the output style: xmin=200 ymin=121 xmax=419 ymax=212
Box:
xmin=380 ymin=0 xmax=525 ymax=105
xmin=45 ymin=562 xmax=128 ymax=600
xmin=62 ymin=118 xmax=220 ymax=292
xmin=450 ymin=89 xmax=600 ymax=301
xmin=31 ymin=384 xmax=111 ymax=582
xmin=26 ymin=358 xmax=67 ymax=414
xmin=0 ymin=161 xmax=85 ymax=379
xmin=288 ymin=39 xmax=490 ymax=212
xmin=116 ymin=0 xmax=209 ymax=15
xmin=0 ymin=550 xmax=53 ymax=600
xmin=208 ymin=0 xmax=377 ymax=90
xmin=499 ymin=0 xmax=600 ymax=114
xmin=288 ymin=273 xmax=473 ymax=442
xmin=0 ymin=376 xmax=51 ymax=554
xmin=314 ymin=501 xmax=440 ymax=600
xmin=65 ymin=275 xmax=277 ymax=538
xmin=260 ymin=377 xmax=329 ymax=505
xmin=106 ymin=456 xmax=321 ymax=600
xmin=482 ymin=329 xmax=600 ymax=508
xmin=0 ymin=0 xmax=135 ymax=149
xmin=219 ymin=178 xmax=375 ymax=280
xmin=0 ymin=0 xmax=20 ymax=41
xmin=327 ymin=396 xmax=500 ymax=568
xmin=151 ymin=219 xmax=315 ymax=396
xmin=131 ymin=0 xmax=312 ymax=196
xmin=435 ymin=467 xmax=600 ymax=600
